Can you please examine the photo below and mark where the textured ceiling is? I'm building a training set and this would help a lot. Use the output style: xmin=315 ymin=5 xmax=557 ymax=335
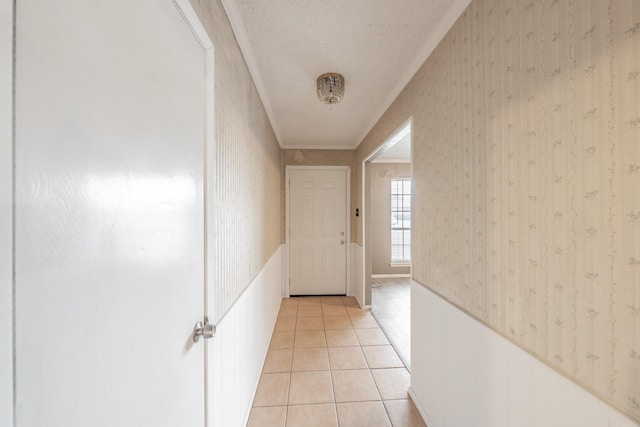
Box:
xmin=222 ymin=0 xmax=470 ymax=149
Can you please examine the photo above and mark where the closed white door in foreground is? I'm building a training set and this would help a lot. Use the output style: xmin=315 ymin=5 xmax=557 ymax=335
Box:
xmin=15 ymin=0 xmax=207 ymax=425
xmin=289 ymin=169 xmax=347 ymax=295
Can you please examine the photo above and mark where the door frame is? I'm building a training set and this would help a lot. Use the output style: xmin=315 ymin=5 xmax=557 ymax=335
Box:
xmin=1 ymin=1 xmax=14 ymax=425
xmin=285 ymin=165 xmax=351 ymax=298
xmin=361 ymin=117 xmax=412 ymax=306
xmin=171 ymin=1 xmax=216 ymax=424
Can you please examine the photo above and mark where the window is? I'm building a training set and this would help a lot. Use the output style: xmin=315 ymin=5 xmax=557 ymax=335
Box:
xmin=391 ymin=178 xmax=411 ymax=262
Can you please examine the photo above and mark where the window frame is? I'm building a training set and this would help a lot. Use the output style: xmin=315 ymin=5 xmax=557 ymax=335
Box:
xmin=390 ymin=177 xmax=411 ymax=264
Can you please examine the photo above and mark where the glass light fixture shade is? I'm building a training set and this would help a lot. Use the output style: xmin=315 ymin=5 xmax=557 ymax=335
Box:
xmin=317 ymin=73 xmax=345 ymax=104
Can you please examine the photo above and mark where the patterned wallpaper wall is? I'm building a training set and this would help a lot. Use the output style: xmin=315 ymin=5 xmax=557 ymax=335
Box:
xmin=357 ymin=0 xmax=640 ymax=421
xmin=189 ymin=0 xmax=282 ymax=323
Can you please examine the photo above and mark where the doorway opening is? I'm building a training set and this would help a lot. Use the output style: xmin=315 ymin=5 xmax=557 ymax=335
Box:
xmin=363 ymin=119 xmax=412 ymax=368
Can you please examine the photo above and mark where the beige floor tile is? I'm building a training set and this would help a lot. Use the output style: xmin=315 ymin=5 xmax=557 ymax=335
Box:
xmin=331 ymin=369 xmax=381 ymax=403
xmin=371 ymin=368 xmax=410 ymax=400
xmin=342 ymin=296 xmax=359 ymax=307
xmin=336 ymin=401 xmax=391 ymax=427
xmin=294 ymin=330 xmax=326 ymax=348
xmin=325 ymin=329 xmax=360 ymax=347
xmin=362 ymin=345 xmax=404 ymax=368
xmin=296 ymin=316 xmax=324 ymax=330
xmin=253 ymin=373 xmax=290 ymax=407
xmin=322 ymin=304 xmax=348 ymax=316
xmin=383 ymin=399 xmax=427 ymax=427
xmin=291 ymin=348 xmax=330 ymax=371
xmin=296 ymin=305 xmax=323 ymax=317
xmin=327 ymin=346 xmax=368 ymax=370
xmin=278 ymin=306 xmax=298 ymax=318
xmin=274 ymin=317 xmax=297 ymax=332
xmin=346 ymin=306 xmax=370 ymax=316
xmin=288 ymin=371 xmax=334 ymax=405
xmin=297 ymin=296 xmax=322 ymax=305
xmin=321 ymin=296 xmax=345 ymax=306
xmin=323 ymin=316 xmax=353 ymax=330
xmin=263 ymin=349 xmax=293 ymax=373
xmin=270 ymin=331 xmax=295 ymax=349
xmin=247 ymin=406 xmax=287 ymax=427
xmin=355 ymin=328 xmax=390 ymax=345
xmin=280 ymin=298 xmax=299 ymax=308
xmin=349 ymin=313 xmax=380 ymax=328
xmin=285 ymin=404 xmax=338 ymax=427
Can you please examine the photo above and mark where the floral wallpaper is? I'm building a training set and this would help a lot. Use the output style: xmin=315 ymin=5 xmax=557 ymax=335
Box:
xmin=189 ymin=0 xmax=283 ymax=323
xmin=357 ymin=0 xmax=639 ymax=421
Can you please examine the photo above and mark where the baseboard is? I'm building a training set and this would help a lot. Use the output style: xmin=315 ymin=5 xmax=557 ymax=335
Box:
xmin=408 ymin=387 xmax=435 ymax=427
xmin=371 ymin=273 xmax=411 ymax=278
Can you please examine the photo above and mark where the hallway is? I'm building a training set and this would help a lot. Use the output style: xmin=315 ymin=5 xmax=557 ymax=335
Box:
xmin=247 ymin=297 xmax=426 ymax=427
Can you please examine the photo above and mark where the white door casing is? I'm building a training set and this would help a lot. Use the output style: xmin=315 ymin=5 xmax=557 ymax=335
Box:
xmin=288 ymin=167 xmax=349 ymax=295
xmin=14 ymin=0 xmax=211 ymax=425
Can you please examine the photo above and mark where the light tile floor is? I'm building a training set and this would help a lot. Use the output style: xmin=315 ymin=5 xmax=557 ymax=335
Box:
xmin=247 ymin=296 xmax=427 ymax=427
xmin=371 ymin=278 xmax=411 ymax=369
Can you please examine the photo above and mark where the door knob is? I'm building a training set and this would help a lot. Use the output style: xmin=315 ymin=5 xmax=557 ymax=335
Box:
xmin=340 ymin=240 xmax=345 ymax=245
xmin=192 ymin=317 xmax=216 ymax=342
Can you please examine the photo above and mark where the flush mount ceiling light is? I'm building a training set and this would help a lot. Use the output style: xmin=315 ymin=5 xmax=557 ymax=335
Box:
xmin=317 ymin=72 xmax=345 ymax=104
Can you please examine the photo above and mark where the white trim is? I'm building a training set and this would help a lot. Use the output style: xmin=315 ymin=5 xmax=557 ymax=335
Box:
xmin=285 ymin=165 xmax=351 ymax=297
xmin=353 ymin=0 xmax=472 ymax=148
xmin=282 ymin=144 xmax=356 ymax=151
xmin=362 ymin=117 xmax=413 ymax=307
xmin=409 ymin=387 xmax=435 ymax=427
xmin=364 ymin=117 xmax=414 ymax=163
xmin=370 ymin=158 xmax=411 ymax=164
xmin=171 ymin=2 xmax=215 ymax=424
xmin=172 ymin=0 xmax=213 ymax=50
xmin=172 ymin=0 xmax=216 ymax=319
xmin=0 ymin=1 xmax=13 ymax=425
xmin=219 ymin=0 xmax=283 ymax=147
xmin=372 ymin=274 xmax=410 ymax=279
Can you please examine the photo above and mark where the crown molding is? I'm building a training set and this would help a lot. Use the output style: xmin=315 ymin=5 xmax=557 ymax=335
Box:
xmin=220 ymin=0 xmax=284 ymax=147
xmin=353 ymin=0 xmax=472 ymax=149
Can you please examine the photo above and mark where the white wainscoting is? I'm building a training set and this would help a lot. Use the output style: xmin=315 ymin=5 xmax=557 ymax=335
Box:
xmin=351 ymin=243 xmax=364 ymax=307
xmin=207 ymin=245 xmax=283 ymax=427
xmin=410 ymin=281 xmax=640 ymax=427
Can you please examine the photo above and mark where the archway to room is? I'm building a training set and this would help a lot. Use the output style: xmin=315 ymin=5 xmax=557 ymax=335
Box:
xmin=363 ymin=119 xmax=412 ymax=368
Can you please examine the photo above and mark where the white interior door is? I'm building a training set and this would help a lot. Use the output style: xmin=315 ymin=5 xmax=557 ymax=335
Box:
xmin=14 ymin=1 xmax=208 ymax=425
xmin=289 ymin=168 xmax=348 ymax=295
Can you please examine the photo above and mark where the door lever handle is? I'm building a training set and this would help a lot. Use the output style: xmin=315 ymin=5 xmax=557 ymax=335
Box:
xmin=192 ymin=317 xmax=216 ymax=342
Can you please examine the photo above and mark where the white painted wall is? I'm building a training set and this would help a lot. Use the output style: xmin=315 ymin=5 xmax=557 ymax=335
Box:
xmin=410 ymin=282 xmax=640 ymax=427
xmin=0 ymin=1 xmax=13 ymax=426
xmin=208 ymin=245 xmax=283 ymax=427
